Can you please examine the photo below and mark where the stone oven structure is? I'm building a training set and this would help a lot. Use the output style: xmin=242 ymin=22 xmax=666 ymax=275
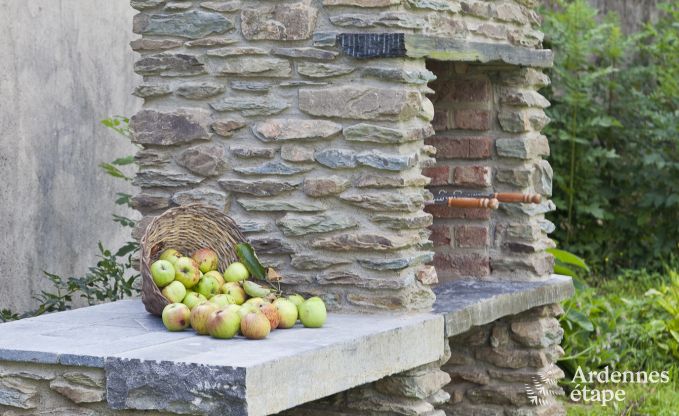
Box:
xmin=0 ymin=1 xmax=573 ymax=416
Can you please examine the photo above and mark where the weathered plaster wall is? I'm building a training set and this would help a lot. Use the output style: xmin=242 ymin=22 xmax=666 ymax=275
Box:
xmin=0 ymin=0 xmax=141 ymax=313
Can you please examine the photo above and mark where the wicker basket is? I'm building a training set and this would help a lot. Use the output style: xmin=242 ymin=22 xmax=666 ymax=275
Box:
xmin=140 ymin=204 xmax=247 ymax=316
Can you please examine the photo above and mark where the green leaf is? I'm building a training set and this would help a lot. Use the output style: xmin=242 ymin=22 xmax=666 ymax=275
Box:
xmin=547 ymin=248 xmax=590 ymax=272
xmin=236 ymin=243 xmax=266 ymax=281
xmin=111 ymin=156 xmax=135 ymax=166
xmin=554 ymin=263 xmax=577 ymax=277
xmin=99 ymin=163 xmax=130 ymax=180
xmin=566 ymin=309 xmax=595 ymax=332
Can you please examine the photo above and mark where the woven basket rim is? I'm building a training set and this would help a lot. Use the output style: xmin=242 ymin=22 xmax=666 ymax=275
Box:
xmin=139 ymin=204 xmax=247 ymax=316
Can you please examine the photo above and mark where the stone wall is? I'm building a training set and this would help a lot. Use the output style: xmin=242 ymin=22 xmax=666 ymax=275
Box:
xmin=129 ymin=0 xmax=554 ymax=312
xmin=424 ymin=64 xmax=555 ymax=283
xmin=0 ymin=0 xmax=141 ymax=314
xmin=278 ymin=303 xmax=566 ymax=415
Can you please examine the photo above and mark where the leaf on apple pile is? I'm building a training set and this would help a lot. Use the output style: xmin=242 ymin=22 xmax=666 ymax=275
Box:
xmin=236 ymin=243 xmax=266 ymax=281
xmin=266 ymin=268 xmax=282 ymax=282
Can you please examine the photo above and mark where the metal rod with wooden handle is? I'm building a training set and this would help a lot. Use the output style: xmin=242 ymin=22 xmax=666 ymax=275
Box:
xmin=429 ymin=190 xmax=542 ymax=205
xmin=494 ymin=193 xmax=542 ymax=204
xmin=425 ymin=196 xmax=499 ymax=209
xmin=446 ymin=197 xmax=499 ymax=209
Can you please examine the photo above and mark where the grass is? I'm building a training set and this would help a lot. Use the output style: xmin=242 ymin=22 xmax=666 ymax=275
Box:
xmin=565 ymin=379 xmax=679 ymax=415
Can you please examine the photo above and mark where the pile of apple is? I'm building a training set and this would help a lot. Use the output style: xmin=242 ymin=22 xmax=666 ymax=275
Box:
xmin=150 ymin=247 xmax=327 ymax=340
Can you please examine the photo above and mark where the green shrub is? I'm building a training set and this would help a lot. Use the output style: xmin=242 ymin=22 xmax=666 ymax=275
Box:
xmin=560 ymin=266 xmax=679 ymax=378
xmin=542 ymin=1 xmax=679 ymax=274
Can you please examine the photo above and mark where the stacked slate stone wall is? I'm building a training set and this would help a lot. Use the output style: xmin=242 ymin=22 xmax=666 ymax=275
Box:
xmin=442 ymin=303 xmax=566 ymax=415
xmin=278 ymin=303 xmax=565 ymax=416
xmin=424 ymin=64 xmax=555 ymax=282
xmin=128 ymin=0 xmax=555 ymax=311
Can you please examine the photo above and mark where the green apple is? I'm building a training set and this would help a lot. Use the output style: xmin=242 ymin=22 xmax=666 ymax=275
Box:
xmin=192 ymin=248 xmax=219 ymax=273
xmin=190 ymin=302 xmax=219 ymax=335
xmin=273 ymin=298 xmax=298 ymax=329
xmin=221 ymin=282 xmax=246 ymax=305
xmin=207 ymin=309 xmax=241 ymax=339
xmin=159 ymin=249 xmax=183 ymax=265
xmin=244 ymin=297 xmax=267 ymax=308
xmin=288 ymin=294 xmax=305 ymax=310
xmin=174 ymin=257 xmax=201 ymax=289
xmin=162 ymin=303 xmax=191 ymax=331
xmin=240 ymin=311 xmax=271 ymax=340
xmin=150 ymin=260 xmax=175 ymax=288
xmin=161 ymin=281 xmax=186 ymax=303
xmin=204 ymin=270 xmax=225 ymax=287
xmin=196 ymin=275 xmax=221 ymax=299
xmin=209 ymin=294 xmax=234 ymax=308
xmin=237 ymin=303 xmax=258 ymax=319
xmin=299 ymin=297 xmax=327 ymax=328
xmin=225 ymin=304 xmax=241 ymax=314
xmin=182 ymin=291 xmax=207 ymax=310
xmin=224 ymin=262 xmax=250 ymax=282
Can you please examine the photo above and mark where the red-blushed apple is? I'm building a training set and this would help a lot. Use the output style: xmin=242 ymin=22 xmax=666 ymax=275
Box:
xmin=196 ymin=275 xmax=220 ymax=299
xmin=207 ymin=309 xmax=241 ymax=339
xmin=162 ymin=281 xmax=187 ymax=303
xmin=237 ymin=303 xmax=258 ymax=319
xmin=182 ymin=291 xmax=207 ymax=310
xmin=150 ymin=259 xmax=175 ymax=288
xmin=221 ymin=282 xmax=246 ymax=305
xmin=174 ymin=257 xmax=201 ymax=289
xmin=240 ymin=311 xmax=271 ymax=340
xmin=204 ymin=270 xmax=225 ymax=286
xmin=224 ymin=262 xmax=250 ymax=282
xmin=162 ymin=303 xmax=191 ymax=331
xmin=273 ymin=298 xmax=298 ymax=329
xmin=159 ymin=248 xmax=183 ymax=265
xmin=209 ymin=294 xmax=234 ymax=308
xmin=299 ymin=297 xmax=327 ymax=328
xmin=190 ymin=302 xmax=219 ymax=335
xmin=192 ymin=248 xmax=219 ymax=273
xmin=258 ymin=303 xmax=280 ymax=330
xmin=244 ymin=297 xmax=267 ymax=308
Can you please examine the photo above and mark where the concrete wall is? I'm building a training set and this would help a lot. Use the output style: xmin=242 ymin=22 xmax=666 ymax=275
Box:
xmin=0 ymin=0 xmax=141 ymax=313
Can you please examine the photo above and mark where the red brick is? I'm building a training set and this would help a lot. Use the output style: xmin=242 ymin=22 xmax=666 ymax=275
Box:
xmin=449 ymin=78 xmax=491 ymax=103
xmin=455 ymin=225 xmax=489 ymax=248
xmin=453 ymin=166 xmax=491 ymax=187
xmin=433 ymin=252 xmax=491 ymax=277
xmin=468 ymin=137 xmax=493 ymax=158
xmin=422 ymin=166 xmax=450 ymax=186
xmin=425 ymin=136 xmax=492 ymax=160
xmin=424 ymin=205 xmax=492 ymax=220
xmin=432 ymin=110 xmax=450 ymax=131
xmin=454 ymin=109 xmax=492 ymax=131
xmin=429 ymin=224 xmax=451 ymax=247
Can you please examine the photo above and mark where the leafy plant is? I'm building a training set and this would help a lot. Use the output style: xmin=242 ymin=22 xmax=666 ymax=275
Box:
xmin=0 ymin=117 xmax=139 ymax=322
xmin=542 ymin=1 xmax=679 ymax=274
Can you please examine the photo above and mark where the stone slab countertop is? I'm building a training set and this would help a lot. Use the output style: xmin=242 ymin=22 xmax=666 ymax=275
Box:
xmin=433 ymin=274 xmax=574 ymax=337
xmin=0 ymin=275 xmax=572 ymax=415
xmin=0 ymin=300 xmax=444 ymax=416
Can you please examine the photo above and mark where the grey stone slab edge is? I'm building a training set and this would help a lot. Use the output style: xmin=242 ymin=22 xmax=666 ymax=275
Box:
xmin=433 ymin=274 xmax=574 ymax=337
xmin=404 ymin=34 xmax=554 ymax=68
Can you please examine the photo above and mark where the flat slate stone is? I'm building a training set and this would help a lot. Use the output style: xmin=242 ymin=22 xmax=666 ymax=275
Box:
xmin=404 ymin=35 xmax=554 ymax=68
xmin=433 ymin=274 xmax=574 ymax=337
xmin=0 ymin=300 xmax=443 ymax=416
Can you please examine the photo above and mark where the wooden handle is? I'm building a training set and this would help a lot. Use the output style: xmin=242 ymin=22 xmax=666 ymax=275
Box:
xmin=494 ymin=193 xmax=542 ymax=204
xmin=447 ymin=197 xmax=499 ymax=209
